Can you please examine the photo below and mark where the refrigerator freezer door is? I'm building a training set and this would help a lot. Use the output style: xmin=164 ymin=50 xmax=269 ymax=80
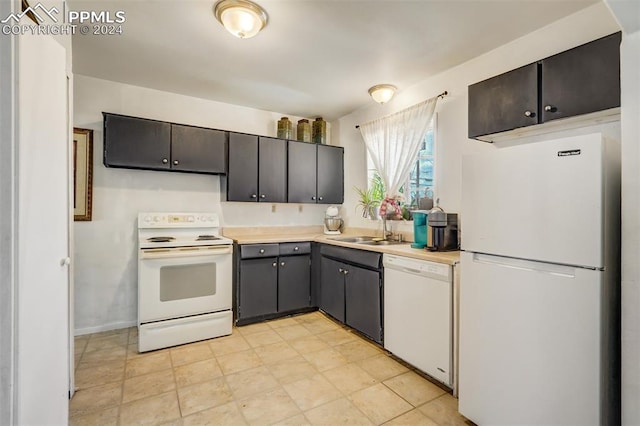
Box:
xmin=462 ymin=133 xmax=604 ymax=268
xmin=459 ymin=252 xmax=602 ymax=425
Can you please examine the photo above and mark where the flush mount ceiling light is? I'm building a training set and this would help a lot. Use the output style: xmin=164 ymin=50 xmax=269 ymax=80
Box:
xmin=368 ymin=84 xmax=397 ymax=104
xmin=213 ymin=0 xmax=268 ymax=39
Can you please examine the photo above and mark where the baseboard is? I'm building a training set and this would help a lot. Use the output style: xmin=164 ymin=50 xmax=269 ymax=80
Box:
xmin=74 ymin=320 xmax=137 ymax=336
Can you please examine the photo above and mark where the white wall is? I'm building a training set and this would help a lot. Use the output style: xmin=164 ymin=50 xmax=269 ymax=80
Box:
xmin=73 ymin=75 xmax=330 ymax=333
xmin=619 ymin=24 xmax=640 ymax=426
xmin=337 ymin=2 xmax=621 ymax=235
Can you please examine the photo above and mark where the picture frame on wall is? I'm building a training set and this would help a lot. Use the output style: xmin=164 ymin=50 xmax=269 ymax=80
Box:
xmin=73 ymin=128 xmax=93 ymax=221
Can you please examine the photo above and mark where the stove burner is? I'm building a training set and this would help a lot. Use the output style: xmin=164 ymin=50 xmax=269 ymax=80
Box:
xmin=147 ymin=236 xmax=176 ymax=243
xmin=197 ymin=235 xmax=221 ymax=241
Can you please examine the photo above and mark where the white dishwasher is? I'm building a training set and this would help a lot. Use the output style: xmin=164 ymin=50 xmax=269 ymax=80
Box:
xmin=383 ymin=254 xmax=453 ymax=387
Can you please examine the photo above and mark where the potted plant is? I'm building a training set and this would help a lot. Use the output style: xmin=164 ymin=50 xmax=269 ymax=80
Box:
xmin=354 ymin=185 xmax=380 ymax=219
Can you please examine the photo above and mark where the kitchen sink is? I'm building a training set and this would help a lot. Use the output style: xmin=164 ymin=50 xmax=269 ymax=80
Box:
xmin=328 ymin=236 xmax=406 ymax=245
xmin=356 ymin=240 xmax=406 ymax=246
xmin=328 ymin=236 xmax=377 ymax=243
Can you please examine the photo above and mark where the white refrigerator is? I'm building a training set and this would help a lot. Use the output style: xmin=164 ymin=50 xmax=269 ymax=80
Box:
xmin=459 ymin=133 xmax=620 ymax=425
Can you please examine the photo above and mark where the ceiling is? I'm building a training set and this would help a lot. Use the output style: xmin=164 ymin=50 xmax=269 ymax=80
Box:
xmin=70 ymin=0 xmax=599 ymax=121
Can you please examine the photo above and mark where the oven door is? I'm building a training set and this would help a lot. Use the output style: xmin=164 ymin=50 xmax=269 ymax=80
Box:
xmin=138 ymin=245 xmax=232 ymax=323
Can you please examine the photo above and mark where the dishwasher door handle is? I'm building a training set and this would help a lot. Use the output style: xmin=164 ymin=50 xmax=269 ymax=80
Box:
xmin=386 ymin=264 xmax=426 ymax=276
xmin=397 ymin=266 xmax=424 ymax=275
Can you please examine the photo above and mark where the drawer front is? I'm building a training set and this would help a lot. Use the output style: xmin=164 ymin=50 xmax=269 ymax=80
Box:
xmin=279 ymin=242 xmax=311 ymax=256
xmin=320 ymin=244 xmax=382 ymax=270
xmin=240 ymin=244 xmax=279 ymax=259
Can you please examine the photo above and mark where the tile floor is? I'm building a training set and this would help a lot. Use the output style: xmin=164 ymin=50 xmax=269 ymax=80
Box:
xmin=70 ymin=312 xmax=472 ymax=425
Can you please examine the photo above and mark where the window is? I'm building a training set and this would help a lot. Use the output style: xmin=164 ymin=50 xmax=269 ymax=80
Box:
xmin=405 ymin=120 xmax=435 ymax=207
xmin=367 ymin=116 xmax=436 ymax=209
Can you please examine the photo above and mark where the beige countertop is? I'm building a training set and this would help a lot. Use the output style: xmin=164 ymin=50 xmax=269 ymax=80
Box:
xmin=223 ymin=227 xmax=460 ymax=265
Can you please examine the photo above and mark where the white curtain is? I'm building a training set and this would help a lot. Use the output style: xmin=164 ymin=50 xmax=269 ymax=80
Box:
xmin=359 ymin=96 xmax=438 ymax=215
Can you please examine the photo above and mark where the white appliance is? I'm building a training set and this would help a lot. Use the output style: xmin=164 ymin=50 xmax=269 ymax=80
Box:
xmin=323 ymin=205 xmax=343 ymax=235
xmin=384 ymin=254 xmax=453 ymax=387
xmin=459 ymin=133 xmax=620 ymax=425
xmin=137 ymin=212 xmax=234 ymax=352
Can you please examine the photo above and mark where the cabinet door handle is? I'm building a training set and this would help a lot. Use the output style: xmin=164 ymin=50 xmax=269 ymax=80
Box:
xmin=259 ymin=249 xmax=265 ymax=254
xmin=173 ymin=160 xmax=179 ymax=166
xmin=343 ymin=269 xmax=349 ymax=275
xmin=294 ymin=246 xmax=299 ymax=251
xmin=162 ymin=158 xmax=168 ymax=164
xmin=318 ymin=196 xmax=323 ymax=201
xmin=251 ymin=194 xmax=257 ymax=199
xmin=524 ymin=110 xmax=535 ymax=117
xmin=280 ymin=261 xmax=285 ymax=266
xmin=338 ymin=268 xmax=344 ymax=273
xmin=260 ymin=194 xmax=266 ymax=199
xmin=272 ymin=262 xmax=277 ymax=267
xmin=311 ymin=196 xmax=317 ymax=201
xmin=544 ymin=105 xmax=555 ymax=112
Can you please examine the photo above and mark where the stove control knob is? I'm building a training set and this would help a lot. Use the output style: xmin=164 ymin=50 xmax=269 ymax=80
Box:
xmin=208 ymin=216 xmax=214 ymax=222
xmin=188 ymin=216 xmax=194 ymax=222
xmin=154 ymin=216 xmax=160 ymax=222
xmin=144 ymin=216 xmax=151 ymax=222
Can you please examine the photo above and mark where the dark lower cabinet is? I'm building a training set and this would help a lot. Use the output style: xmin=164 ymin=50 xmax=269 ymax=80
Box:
xmin=319 ymin=245 xmax=383 ymax=344
xmin=320 ymin=257 xmax=346 ymax=322
xmin=345 ymin=266 xmax=382 ymax=343
xmin=236 ymin=243 xmax=311 ymax=325
xmin=238 ymin=257 xmax=278 ymax=320
xmin=278 ymin=255 xmax=311 ymax=312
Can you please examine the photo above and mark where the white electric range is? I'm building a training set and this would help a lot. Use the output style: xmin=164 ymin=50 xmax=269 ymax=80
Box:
xmin=137 ymin=212 xmax=233 ymax=352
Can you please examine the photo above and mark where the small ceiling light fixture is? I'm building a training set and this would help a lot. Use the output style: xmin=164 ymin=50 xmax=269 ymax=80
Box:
xmin=368 ymin=84 xmax=397 ymax=104
xmin=213 ymin=0 xmax=268 ymax=39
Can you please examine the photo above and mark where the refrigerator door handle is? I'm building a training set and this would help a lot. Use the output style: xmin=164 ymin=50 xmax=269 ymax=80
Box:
xmin=472 ymin=253 xmax=576 ymax=278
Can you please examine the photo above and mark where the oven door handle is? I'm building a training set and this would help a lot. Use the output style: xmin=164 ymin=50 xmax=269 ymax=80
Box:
xmin=140 ymin=245 xmax=232 ymax=259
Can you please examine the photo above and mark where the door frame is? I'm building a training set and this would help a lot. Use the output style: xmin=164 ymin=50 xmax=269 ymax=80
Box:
xmin=0 ymin=0 xmax=18 ymax=423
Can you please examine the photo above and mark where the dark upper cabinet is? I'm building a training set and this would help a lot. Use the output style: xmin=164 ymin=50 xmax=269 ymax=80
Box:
xmin=468 ymin=32 xmax=621 ymax=140
xmin=258 ymin=137 xmax=287 ymax=203
xmin=317 ymin=144 xmax=344 ymax=204
xmin=468 ymin=64 xmax=539 ymax=138
xmin=288 ymin=141 xmax=344 ymax=204
xmin=104 ymin=113 xmax=227 ymax=174
xmin=227 ymin=133 xmax=259 ymax=201
xmin=541 ymin=32 xmax=621 ymax=123
xmin=170 ymin=125 xmax=226 ymax=173
xmin=288 ymin=141 xmax=317 ymax=203
xmin=104 ymin=113 xmax=171 ymax=170
xmin=227 ymin=134 xmax=287 ymax=202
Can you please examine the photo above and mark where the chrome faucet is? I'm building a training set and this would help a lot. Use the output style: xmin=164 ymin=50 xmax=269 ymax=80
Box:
xmin=381 ymin=215 xmax=392 ymax=240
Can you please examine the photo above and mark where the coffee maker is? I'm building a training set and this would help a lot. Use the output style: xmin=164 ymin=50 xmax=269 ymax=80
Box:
xmin=427 ymin=208 xmax=459 ymax=251
xmin=411 ymin=210 xmax=429 ymax=249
